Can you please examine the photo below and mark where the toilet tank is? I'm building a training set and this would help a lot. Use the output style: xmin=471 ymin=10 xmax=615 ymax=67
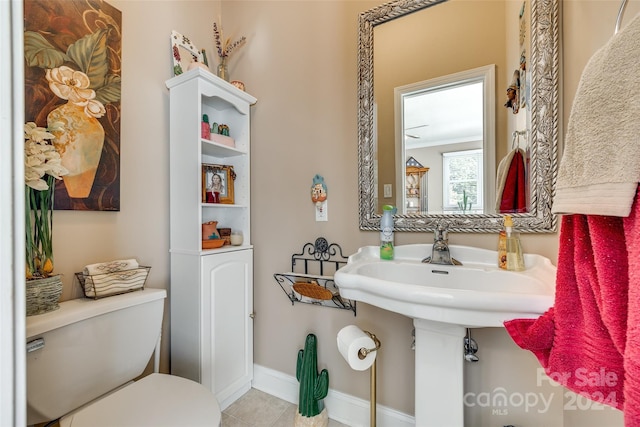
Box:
xmin=26 ymin=288 xmax=167 ymax=425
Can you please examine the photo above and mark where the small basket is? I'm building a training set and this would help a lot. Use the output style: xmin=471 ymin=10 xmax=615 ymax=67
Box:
xmin=26 ymin=275 xmax=63 ymax=316
xmin=76 ymin=266 xmax=150 ymax=299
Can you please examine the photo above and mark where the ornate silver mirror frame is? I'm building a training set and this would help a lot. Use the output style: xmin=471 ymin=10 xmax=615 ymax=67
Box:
xmin=357 ymin=0 xmax=560 ymax=233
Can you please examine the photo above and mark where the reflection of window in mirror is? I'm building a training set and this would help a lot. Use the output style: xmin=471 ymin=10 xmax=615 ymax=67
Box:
xmin=442 ymin=149 xmax=483 ymax=213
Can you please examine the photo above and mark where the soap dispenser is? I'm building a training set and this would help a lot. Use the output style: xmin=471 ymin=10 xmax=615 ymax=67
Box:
xmin=380 ymin=205 xmax=397 ymax=260
xmin=504 ymin=216 xmax=525 ymax=271
xmin=498 ymin=217 xmax=508 ymax=270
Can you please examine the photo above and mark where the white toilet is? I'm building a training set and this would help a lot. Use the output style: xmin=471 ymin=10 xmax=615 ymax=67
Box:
xmin=26 ymin=288 xmax=221 ymax=427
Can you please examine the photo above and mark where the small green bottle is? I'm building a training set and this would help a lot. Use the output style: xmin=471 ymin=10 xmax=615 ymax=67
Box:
xmin=380 ymin=205 xmax=397 ymax=260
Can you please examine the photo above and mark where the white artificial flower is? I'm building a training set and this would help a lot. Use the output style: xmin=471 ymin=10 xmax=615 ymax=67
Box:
xmin=47 ymin=121 xmax=65 ymax=133
xmin=24 ymin=122 xmax=68 ymax=190
xmin=24 ymin=122 xmax=55 ymax=142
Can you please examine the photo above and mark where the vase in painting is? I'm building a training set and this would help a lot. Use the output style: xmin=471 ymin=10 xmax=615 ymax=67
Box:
xmin=48 ymin=102 xmax=105 ymax=198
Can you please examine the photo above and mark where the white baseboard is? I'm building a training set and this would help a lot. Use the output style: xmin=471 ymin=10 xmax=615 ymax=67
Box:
xmin=252 ymin=364 xmax=415 ymax=427
xmin=218 ymin=381 xmax=252 ymax=411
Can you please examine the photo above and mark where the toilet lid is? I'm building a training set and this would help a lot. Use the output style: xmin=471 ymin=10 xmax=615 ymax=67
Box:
xmin=59 ymin=373 xmax=221 ymax=427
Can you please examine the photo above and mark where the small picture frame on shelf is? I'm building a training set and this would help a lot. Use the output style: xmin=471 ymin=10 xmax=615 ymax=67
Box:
xmin=171 ymin=30 xmax=204 ymax=76
xmin=202 ymin=163 xmax=235 ymax=204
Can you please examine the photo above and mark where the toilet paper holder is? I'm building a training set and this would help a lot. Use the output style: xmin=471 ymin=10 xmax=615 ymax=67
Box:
xmin=358 ymin=331 xmax=381 ymax=360
xmin=337 ymin=326 xmax=382 ymax=426
xmin=361 ymin=331 xmax=381 ymax=427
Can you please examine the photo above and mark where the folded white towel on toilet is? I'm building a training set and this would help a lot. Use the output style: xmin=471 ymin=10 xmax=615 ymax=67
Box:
xmin=83 ymin=268 xmax=149 ymax=298
xmin=82 ymin=259 xmax=148 ymax=298
xmin=83 ymin=259 xmax=139 ymax=276
xmin=553 ymin=12 xmax=640 ymax=217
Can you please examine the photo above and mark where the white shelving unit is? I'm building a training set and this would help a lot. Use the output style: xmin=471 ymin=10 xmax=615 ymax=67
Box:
xmin=166 ymin=68 xmax=256 ymax=410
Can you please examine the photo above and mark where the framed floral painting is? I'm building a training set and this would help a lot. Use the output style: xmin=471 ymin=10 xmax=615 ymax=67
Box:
xmin=24 ymin=0 xmax=122 ymax=211
xmin=171 ymin=30 xmax=204 ymax=76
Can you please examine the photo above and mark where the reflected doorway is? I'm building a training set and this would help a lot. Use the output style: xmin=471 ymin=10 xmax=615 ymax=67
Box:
xmin=395 ymin=65 xmax=495 ymax=214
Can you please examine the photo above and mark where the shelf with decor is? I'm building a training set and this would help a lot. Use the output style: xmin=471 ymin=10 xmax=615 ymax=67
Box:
xmin=201 ymin=204 xmax=246 ymax=209
xmin=166 ymin=67 xmax=256 ymax=409
xmin=274 ymin=237 xmax=356 ymax=315
xmin=201 ymin=138 xmax=246 ymax=157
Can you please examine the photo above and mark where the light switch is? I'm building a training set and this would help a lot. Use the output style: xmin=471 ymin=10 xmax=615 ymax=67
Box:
xmin=315 ymin=201 xmax=328 ymax=222
xmin=383 ymin=184 xmax=392 ymax=198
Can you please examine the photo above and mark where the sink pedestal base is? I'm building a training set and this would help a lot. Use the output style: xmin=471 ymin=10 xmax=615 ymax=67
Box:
xmin=414 ymin=319 xmax=466 ymax=427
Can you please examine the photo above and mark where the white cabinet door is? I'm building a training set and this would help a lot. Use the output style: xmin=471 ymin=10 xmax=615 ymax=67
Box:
xmin=200 ymin=249 xmax=253 ymax=408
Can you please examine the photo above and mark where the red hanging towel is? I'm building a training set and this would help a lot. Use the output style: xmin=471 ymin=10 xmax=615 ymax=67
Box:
xmin=505 ymin=189 xmax=640 ymax=425
xmin=496 ymin=148 xmax=527 ymax=213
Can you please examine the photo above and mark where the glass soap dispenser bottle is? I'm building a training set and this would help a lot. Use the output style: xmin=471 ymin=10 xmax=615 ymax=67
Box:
xmin=504 ymin=215 xmax=525 ymax=271
xmin=380 ymin=205 xmax=397 ymax=260
xmin=498 ymin=217 xmax=508 ymax=270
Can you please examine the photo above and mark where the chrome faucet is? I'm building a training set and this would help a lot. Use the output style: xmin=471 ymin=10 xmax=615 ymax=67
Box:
xmin=422 ymin=222 xmax=462 ymax=265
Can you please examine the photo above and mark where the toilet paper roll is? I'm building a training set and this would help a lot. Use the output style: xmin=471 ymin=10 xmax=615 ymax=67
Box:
xmin=337 ymin=325 xmax=377 ymax=371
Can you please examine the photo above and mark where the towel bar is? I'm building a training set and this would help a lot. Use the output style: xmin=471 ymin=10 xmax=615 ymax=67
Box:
xmin=615 ymin=0 xmax=629 ymax=34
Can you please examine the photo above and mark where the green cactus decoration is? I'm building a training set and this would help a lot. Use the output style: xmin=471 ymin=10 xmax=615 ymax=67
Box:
xmin=296 ymin=334 xmax=329 ymax=417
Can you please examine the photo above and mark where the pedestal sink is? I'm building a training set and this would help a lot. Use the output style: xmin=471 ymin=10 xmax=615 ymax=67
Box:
xmin=334 ymin=244 xmax=556 ymax=427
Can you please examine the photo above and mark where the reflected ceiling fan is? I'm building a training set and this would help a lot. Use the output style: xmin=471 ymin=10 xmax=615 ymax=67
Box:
xmin=405 ymin=124 xmax=428 ymax=139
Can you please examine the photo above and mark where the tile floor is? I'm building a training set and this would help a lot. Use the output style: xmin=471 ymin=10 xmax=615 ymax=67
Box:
xmin=36 ymin=387 xmax=350 ymax=427
xmin=222 ymin=388 xmax=349 ymax=427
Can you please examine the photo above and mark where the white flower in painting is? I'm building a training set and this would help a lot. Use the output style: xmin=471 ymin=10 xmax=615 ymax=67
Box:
xmin=84 ymin=98 xmax=106 ymax=118
xmin=24 ymin=122 xmax=69 ymax=190
xmin=45 ymin=66 xmax=107 ymax=118
xmin=45 ymin=66 xmax=95 ymax=104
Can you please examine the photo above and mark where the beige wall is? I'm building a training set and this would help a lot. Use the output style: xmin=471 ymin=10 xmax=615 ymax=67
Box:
xmin=50 ymin=0 xmax=222 ymax=373
xmin=43 ymin=0 xmax=640 ymax=425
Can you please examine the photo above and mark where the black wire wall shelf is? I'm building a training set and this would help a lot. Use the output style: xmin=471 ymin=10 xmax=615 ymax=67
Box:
xmin=274 ymin=237 xmax=356 ymax=315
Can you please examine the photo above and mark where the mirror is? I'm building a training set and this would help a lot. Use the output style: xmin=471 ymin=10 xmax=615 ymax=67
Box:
xmin=358 ymin=0 xmax=559 ymax=232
